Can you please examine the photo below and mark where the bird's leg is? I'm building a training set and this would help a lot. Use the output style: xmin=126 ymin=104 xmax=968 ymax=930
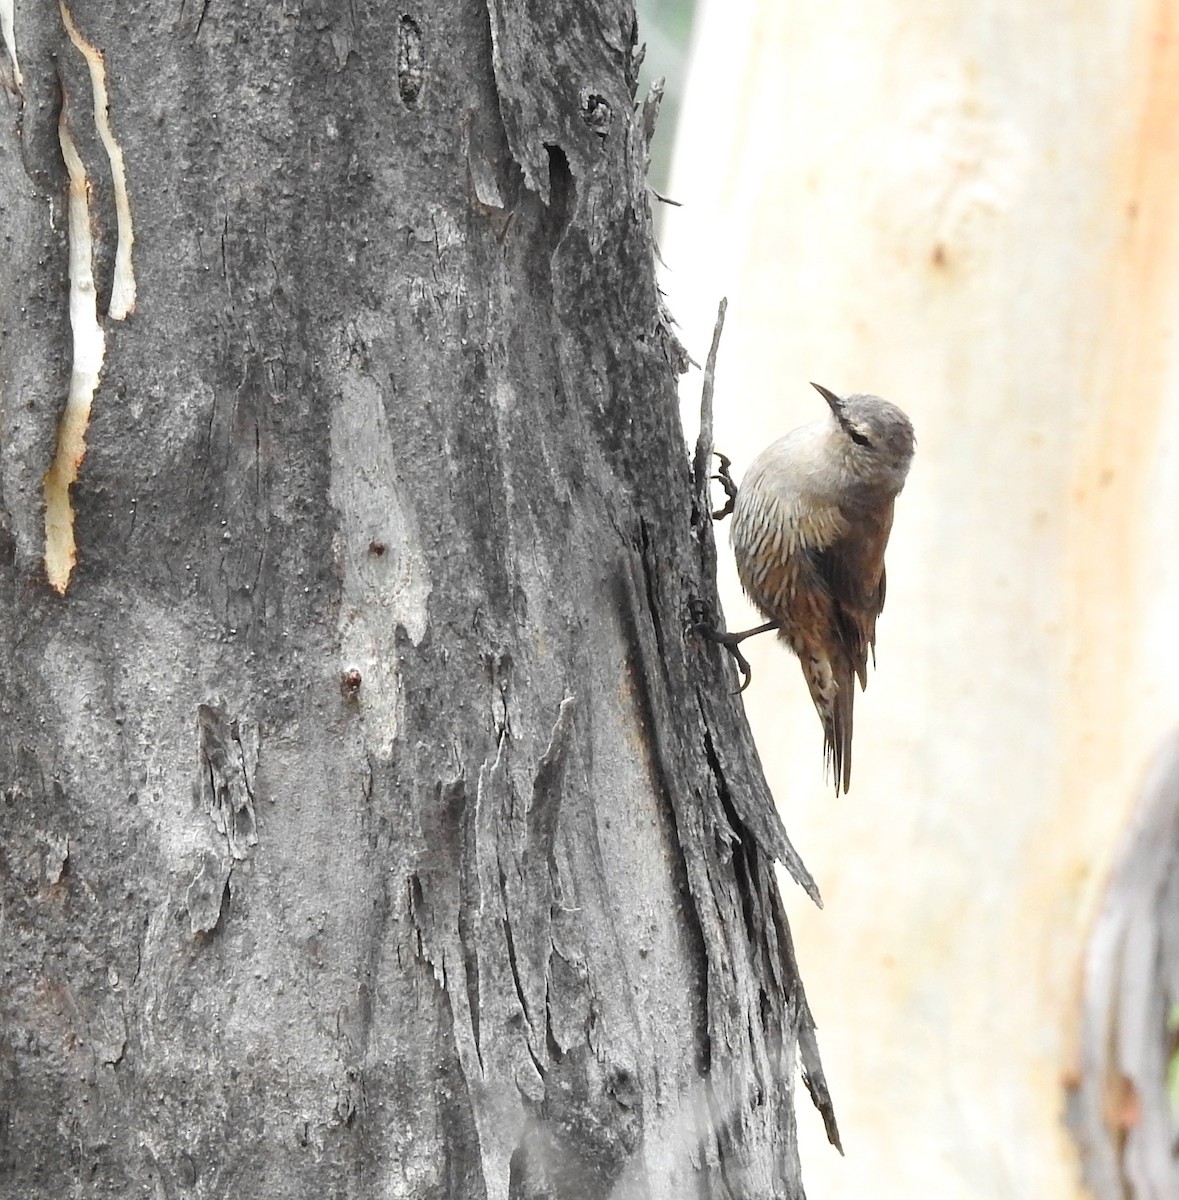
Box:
xmin=705 ymin=620 xmax=783 ymax=695
xmin=711 ymin=452 xmax=737 ymax=520
xmin=688 ymin=598 xmax=781 ymax=693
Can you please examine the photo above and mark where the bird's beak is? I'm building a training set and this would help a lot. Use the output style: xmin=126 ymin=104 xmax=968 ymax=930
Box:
xmin=810 ymin=382 xmax=844 ymax=414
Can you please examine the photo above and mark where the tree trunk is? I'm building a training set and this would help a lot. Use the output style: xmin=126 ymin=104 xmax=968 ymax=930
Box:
xmin=0 ymin=4 xmax=831 ymax=1197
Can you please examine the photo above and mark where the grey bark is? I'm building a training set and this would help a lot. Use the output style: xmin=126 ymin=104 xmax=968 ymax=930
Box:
xmin=1070 ymin=732 xmax=1179 ymax=1200
xmin=0 ymin=3 xmax=834 ymax=1197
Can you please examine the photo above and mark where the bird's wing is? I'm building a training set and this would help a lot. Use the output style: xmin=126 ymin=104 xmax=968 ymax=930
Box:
xmin=808 ymin=498 xmax=895 ymax=688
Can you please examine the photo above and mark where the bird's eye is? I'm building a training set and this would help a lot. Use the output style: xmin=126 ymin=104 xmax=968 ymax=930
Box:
xmin=848 ymin=428 xmax=873 ymax=449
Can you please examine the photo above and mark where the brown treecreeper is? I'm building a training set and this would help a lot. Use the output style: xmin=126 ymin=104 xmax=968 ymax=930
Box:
xmin=700 ymin=382 xmax=915 ymax=794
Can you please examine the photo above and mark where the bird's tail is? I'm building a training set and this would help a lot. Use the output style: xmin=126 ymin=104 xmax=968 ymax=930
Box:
xmin=802 ymin=657 xmax=859 ymax=796
xmin=796 ymin=645 xmax=857 ymax=795
xmin=825 ymin=661 xmax=855 ymax=795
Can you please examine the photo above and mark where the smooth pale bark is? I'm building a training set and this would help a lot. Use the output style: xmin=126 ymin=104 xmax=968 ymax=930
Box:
xmin=0 ymin=3 xmax=832 ymax=1197
xmin=664 ymin=2 xmax=1179 ymax=1198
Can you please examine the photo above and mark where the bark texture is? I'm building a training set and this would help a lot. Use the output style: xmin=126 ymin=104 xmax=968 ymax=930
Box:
xmin=1071 ymin=734 xmax=1179 ymax=1200
xmin=0 ymin=3 xmax=831 ymax=1197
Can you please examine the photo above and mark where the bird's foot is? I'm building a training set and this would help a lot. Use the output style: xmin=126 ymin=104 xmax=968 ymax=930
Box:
xmin=688 ymin=599 xmax=780 ymax=693
xmin=711 ymin=452 xmax=737 ymax=520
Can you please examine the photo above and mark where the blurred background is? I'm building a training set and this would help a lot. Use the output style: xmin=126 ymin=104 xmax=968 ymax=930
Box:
xmin=639 ymin=1 xmax=1179 ymax=1197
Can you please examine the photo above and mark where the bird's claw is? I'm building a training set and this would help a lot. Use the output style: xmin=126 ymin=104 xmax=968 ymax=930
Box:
xmin=687 ymin=597 xmax=754 ymax=694
xmin=710 ymin=451 xmax=737 ymax=520
xmin=724 ymin=643 xmax=753 ymax=693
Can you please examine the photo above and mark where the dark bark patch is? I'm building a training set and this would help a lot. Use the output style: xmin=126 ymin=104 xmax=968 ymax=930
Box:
xmin=578 ymin=90 xmax=612 ymax=137
xmin=339 ymin=667 xmax=363 ymax=702
xmin=397 ymin=15 xmax=426 ymax=106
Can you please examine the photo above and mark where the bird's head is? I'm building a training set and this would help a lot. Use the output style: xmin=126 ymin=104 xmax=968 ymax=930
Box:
xmin=812 ymin=382 xmax=915 ymax=493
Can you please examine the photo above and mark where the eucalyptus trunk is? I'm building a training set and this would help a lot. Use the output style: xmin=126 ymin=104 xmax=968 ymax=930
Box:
xmin=0 ymin=3 xmax=831 ymax=1196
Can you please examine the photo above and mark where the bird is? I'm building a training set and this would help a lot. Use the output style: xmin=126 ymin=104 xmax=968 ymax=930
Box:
xmin=704 ymin=382 xmax=915 ymax=794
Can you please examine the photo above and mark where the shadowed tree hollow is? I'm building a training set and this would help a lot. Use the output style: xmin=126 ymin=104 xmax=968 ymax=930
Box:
xmin=0 ymin=2 xmax=834 ymax=1196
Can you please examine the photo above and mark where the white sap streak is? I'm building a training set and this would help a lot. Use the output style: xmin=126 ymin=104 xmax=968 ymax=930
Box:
xmin=60 ymin=1 xmax=136 ymax=319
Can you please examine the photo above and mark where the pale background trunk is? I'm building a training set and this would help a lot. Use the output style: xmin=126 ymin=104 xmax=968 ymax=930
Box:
xmin=663 ymin=1 xmax=1179 ymax=1197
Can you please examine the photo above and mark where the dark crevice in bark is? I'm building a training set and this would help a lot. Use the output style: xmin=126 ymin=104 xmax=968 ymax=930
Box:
xmin=637 ymin=516 xmax=669 ymax=664
xmin=543 ymin=974 xmax=564 ymax=1065
xmin=455 ymin=774 xmax=485 ymax=1066
xmin=192 ymin=0 xmax=213 ymax=39
xmin=501 ymin=890 xmax=535 ymax=1032
xmin=543 ymin=143 xmax=574 ymax=235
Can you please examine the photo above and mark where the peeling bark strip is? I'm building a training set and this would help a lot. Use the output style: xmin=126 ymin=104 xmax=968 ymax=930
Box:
xmin=43 ymin=106 xmax=104 ymax=593
xmin=41 ymin=3 xmax=135 ymax=592
xmin=58 ymin=2 xmax=135 ymax=319
xmin=0 ymin=0 xmax=21 ymax=89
